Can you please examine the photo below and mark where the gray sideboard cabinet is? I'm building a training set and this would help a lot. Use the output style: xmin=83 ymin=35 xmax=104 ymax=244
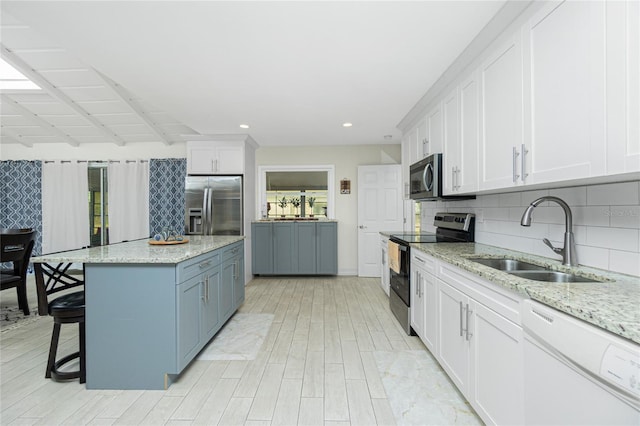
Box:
xmin=316 ymin=222 xmax=338 ymax=274
xmin=252 ymin=222 xmax=274 ymax=274
xmin=251 ymin=221 xmax=337 ymax=275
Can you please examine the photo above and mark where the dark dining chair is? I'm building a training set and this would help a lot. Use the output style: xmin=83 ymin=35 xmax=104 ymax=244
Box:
xmin=0 ymin=228 xmax=36 ymax=315
xmin=34 ymin=262 xmax=85 ymax=383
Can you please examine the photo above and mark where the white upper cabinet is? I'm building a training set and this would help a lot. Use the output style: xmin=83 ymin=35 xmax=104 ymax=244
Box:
xmin=606 ymin=0 xmax=640 ymax=174
xmin=444 ymin=71 xmax=479 ymax=195
xmin=416 ymin=118 xmax=428 ymax=160
xmin=187 ymin=141 xmax=244 ymax=175
xmin=458 ymin=72 xmax=480 ymax=194
xmin=522 ymin=1 xmax=607 ymax=185
xmin=402 ymin=1 xmax=637 ymax=196
xmin=443 ymin=87 xmax=460 ymax=195
xmin=426 ymin=102 xmax=443 ymax=156
xmin=401 ymin=130 xmax=415 ymax=198
xmin=478 ymin=33 xmax=524 ymax=191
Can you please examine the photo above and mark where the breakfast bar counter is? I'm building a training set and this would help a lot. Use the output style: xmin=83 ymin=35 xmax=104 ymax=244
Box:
xmin=31 ymin=236 xmax=245 ymax=390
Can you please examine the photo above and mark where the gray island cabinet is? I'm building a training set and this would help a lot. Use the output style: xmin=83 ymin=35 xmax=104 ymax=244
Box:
xmin=31 ymin=236 xmax=244 ymax=390
xmin=252 ymin=221 xmax=337 ymax=275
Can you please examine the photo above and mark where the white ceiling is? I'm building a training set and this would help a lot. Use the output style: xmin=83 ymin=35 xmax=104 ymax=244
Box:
xmin=0 ymin=1 xmax=505 ymax=148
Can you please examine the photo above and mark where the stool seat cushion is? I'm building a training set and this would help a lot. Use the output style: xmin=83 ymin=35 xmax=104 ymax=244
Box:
xmin=49 ymin=291 xmax=85 ymax=317
xmin=0 ymin=272 xmax=20 ymax=287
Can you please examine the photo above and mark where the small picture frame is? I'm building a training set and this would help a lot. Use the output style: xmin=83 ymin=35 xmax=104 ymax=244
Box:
xmin=340 ymin=179 xmax=351 ymax=194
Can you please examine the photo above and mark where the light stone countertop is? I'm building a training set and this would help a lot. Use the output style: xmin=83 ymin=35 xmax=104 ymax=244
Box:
xmin=31 ymin=236 xmax=245 ymax=264
xmin=252 ymin=219 xmax=338 ymax=222
xmin=410 ymin=242 xmax=640 ymax=344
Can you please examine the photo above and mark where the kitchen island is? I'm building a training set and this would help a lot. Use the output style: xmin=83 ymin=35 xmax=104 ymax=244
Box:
xmin=31 ymin=236 xmax=245 ymax=390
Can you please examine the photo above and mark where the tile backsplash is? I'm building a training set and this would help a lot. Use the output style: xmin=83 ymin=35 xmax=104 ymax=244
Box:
xmin=420 ymin=181 xmax=640 ymax=276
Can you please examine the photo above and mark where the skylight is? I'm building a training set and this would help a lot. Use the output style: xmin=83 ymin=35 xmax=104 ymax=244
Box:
xmin=0 ymin=58 xmax=41 ymax=90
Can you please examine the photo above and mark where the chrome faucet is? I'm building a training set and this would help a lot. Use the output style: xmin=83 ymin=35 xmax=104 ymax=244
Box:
xmin=520 ymin=196 xmax=578 ymax=266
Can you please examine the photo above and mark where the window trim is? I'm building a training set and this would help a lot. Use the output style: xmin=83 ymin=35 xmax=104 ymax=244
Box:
xmin=257 ymin=165 xmax=335 ymax=219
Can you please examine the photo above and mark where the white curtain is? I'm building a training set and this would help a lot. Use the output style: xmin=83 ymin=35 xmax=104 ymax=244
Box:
xmin=107 ymin=161 xmax=150 ymax=243
xmin=41 ymin=161 xmax=90 ymax=254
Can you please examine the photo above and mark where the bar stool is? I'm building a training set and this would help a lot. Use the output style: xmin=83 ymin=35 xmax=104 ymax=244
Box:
xmin=34 ymin=262 xmax=85 ymax=383
xmin=0 ymin=228 xmax=36 ymax=315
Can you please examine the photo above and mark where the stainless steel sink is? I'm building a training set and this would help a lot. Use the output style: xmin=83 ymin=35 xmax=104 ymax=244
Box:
xmin=467 ymin=257 xmax=545 ymax=272
xmin=467 ymin=256 xmax=605 ymax=283
xmin=508 ymin=270 xmax=604 ymax=283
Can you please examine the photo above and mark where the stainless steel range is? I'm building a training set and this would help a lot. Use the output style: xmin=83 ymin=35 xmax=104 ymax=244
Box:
xmin=388 ymin=212 xmax=475 ymax=335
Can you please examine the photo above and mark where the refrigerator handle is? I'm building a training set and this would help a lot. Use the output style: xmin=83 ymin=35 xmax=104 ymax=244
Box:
xmin=206 ymin=187 xmax=213 ymax=235
xmin=202 ymin=187 xmax=209 ymax=235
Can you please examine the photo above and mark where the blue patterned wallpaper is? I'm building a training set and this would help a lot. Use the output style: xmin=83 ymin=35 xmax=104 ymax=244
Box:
xmin=149 ymin=158 xmax=186 ymax=236
xmin=0 ymin=159 xmax=186 ymax=255
xmin=0 ymin=160 xmax=42 ymax=256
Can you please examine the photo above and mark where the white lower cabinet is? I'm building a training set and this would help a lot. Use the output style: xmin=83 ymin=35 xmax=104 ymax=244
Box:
xmin=468 ymin=297 xmax=524 ymax=425
xmin=380 ymin=235 xmax=390 ymax=296
xmin=409 ymin=250 xmax=525 ymax=425
xmin=411 ymin=251 xmax=437 ymax=354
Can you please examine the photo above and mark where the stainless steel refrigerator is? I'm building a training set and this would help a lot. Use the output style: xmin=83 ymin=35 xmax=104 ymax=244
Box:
xmin=185 ymin=176 xmax=243 ymax=235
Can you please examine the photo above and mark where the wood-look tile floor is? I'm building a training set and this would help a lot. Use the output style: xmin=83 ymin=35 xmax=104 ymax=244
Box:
xmin=1 ymin=276 xmax=476 ymax=425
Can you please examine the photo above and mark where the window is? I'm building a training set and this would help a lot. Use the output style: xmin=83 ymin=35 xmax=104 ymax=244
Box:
xmin=88 ymin=164 xmax=109 ymax=246
xmin=258 ymin=166 xmax=335 ymax=219
xmin=0 ymin=58 xmax=41 ymax=90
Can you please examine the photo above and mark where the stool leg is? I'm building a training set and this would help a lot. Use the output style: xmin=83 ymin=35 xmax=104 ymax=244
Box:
xmin=46 ymin=323 xmax=61 ymax=379
xmin=79 ymin=321 xmax=86 ymax=384
xmin=16 ymin=283 xmax=30 ymax=316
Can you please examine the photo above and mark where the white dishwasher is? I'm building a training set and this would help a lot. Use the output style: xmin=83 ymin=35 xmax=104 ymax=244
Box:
xmin=522 ymin=300 xmax=640 ymax=425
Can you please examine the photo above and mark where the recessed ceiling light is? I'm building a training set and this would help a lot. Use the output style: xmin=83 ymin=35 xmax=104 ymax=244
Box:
xmin=384 ymin=135 xmax=393 ymax=140
xmin=239 ymin=124 xmax=250 ymax=129
xmin=342 ymin=122 xmax=353 ymax=128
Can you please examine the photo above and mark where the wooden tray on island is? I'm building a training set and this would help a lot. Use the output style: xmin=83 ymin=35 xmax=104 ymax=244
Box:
xmin=148 ymin=238 xmax=189 ymax=245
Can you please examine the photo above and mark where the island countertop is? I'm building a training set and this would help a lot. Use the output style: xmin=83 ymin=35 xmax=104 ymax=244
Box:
xmin=31 ymin=235 xmax=245 ymax=264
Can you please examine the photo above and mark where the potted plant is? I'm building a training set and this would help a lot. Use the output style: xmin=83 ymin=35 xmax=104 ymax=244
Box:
xmin=290 ymin=197 xmax=301 ymax=217
xmin=277 ymin=196 xmax=288 ymax=218
xmin=307 ymin=197 xmax=316 ymax=217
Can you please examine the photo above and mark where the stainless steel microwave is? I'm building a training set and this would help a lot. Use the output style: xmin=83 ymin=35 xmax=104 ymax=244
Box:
xmin=409 ymin=153 xmax=474 ymax=201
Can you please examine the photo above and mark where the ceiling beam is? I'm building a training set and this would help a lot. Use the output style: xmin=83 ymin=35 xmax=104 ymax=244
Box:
xmin=0 ymin=43 xmax=126 ymax=146
xmin=0 ymin=125 xmax=34 ymax=147
xmin=1 ymin=94 xmax=80 ymax=147
xmin=95 ymin=70 xmax=173 ymax=145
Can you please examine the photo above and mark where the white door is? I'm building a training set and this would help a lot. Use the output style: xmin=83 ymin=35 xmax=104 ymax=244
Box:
xmin=357 ymin=165 xmax=403 ymax=277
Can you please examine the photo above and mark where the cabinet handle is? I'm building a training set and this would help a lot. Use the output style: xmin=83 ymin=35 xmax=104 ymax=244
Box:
xmin=205 ymin=276 xmax=209 ymax=302
xmin=451 ymin=166 xmax=456 ymax=191
xmin=415 ymin=272 xmax=420 ymax=296
xmin=414 ymin=256 xmax=425 ymax=264
xmin=512 ymin=146 xmax=520 ymax=183
xmin=459 ymin=301 xmax=464 ymax=337
xmin=456 ymin=167 xmax=461 ymax=190
xmin=521 ymin=144 xmax=528 ymax=182
xmin=465 ymin=303 xmax=473 ymax=341
xmin=199 ymin=260 xmax=211 ymax=269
